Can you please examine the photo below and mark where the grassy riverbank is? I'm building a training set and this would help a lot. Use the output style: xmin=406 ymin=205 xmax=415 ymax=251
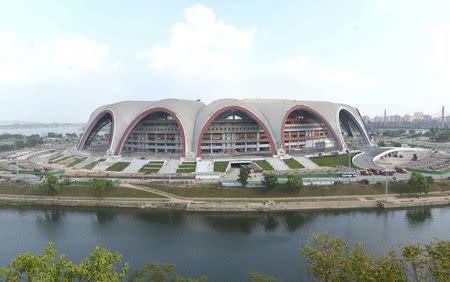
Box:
xmin=145 ymin=181 xmax=450 ymax=198
xmin=0 ymin=183 xmax=164 ymax=198
xmin=1 ymin=180 xmax=450 ymax=201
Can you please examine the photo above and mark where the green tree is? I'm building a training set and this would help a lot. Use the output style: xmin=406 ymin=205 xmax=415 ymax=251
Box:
xmin=238 ymin=165 xmax=251 ymax=187
xmin=76 ymin=246 xmax=128 ymax=282
xmin=392 ymin=142 xmax=402 ymax=147
xmin=41 ymin=174 xmax=62 ymax=195
xmin=301 ymin=233 xmax=450 ymax=282
xmin=301 ymin=233 xmax=407 ymax=281
xmin=129 ymin=263 xmax=207 ymax=282
xmin=0 ymin=243 xmax=77 ymax=281
xmin=248 ymin=272 xmax=280 ymax=282
xmin=286 ymin=174 xmax=303 ymax=191
xmin=407 ymin=173 xmax=434 ymax=194
xmin=261 ymin=173 xmax=278 ymax=190
xmin=93 ymin=178 xmax=114 ymax=197
xmin=377 ymin=140 xmax=387 ymax=147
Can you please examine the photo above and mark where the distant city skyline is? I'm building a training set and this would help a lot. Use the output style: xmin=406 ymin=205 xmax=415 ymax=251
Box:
xmin=1 ymin=1 xmax=450 ymax=123
xmin=366 ymin=106 xmax=450 ymax=120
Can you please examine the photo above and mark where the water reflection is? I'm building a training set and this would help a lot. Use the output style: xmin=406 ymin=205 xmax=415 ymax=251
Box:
xmin=36 ymin=208 xmax=65 ymax=224
xmin=96 ymin=209 xmax=116 ymax=224
xmin=204 ymin=214 xmax=258 ymax=234
xmin=282 ymin=213 xmax=313 ymax=232
xmin=263 ymin=215 xmax=279 ymax=232
xmin=135 ymin=210 xmax=185 ymax=226
xmin=406 ymin=207 xmax=432 ymax=229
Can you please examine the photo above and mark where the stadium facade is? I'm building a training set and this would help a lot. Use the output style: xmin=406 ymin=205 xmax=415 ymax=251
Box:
xmin=77 ymin=99 xmax=371 ymax=158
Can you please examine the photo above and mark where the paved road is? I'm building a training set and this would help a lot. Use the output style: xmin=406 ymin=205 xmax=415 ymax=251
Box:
xmin=353 ymin=147 xmax=390 ymax=170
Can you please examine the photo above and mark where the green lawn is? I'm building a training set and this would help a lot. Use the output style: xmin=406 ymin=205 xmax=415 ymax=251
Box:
xmin=283 ymin=158 xmax=304 ymax=169
xmin=274 ymin=172 xmax=342 ymax=178
xmin=139 ymin=161 xmax=165 ymax=173
xmin=106 ymin=162 xmax=130 ymax=172
xmin=254 ymin=160 xmax=274 ymax=170
xmin=48 ymin=154 xmax=63 ymax=161
xmin=147 ymin=181 xmax=450 ymax=198
xmin=310 ymin=153 xmax=355 ymax=167
xmin=214 ymin=161 xmax=229 ymax=172
xmin=0 ymin=183 xmax=164 ymax=198
xmin=176 ymin=162 xmax=197 ymax=173
xmin=49 ymin=155 xmax=71 ymax=164
xmin=66 ymin=158 xmax=87 ymax=168
xmin=82 ymin=160 xmax=102 ymax=170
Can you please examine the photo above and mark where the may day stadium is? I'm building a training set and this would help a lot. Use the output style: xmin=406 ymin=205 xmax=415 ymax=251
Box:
xmin=77 ymin=99 xmax=371 ymax=159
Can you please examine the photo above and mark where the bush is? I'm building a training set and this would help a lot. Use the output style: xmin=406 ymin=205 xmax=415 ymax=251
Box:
xmin=286 ymin=174 xmax=303 ymax=191
xmin=93 ymin=179 xmax=114 ymax=197
xmin=40 ymin=174 xmax=61 ymax=195
xmin=407 ymin=173 xmax=434 ymax=194
xmin=262 ymin=173 xmax=278 ymax=190
xmin=377 ymin=141 xmax=387 ymax=147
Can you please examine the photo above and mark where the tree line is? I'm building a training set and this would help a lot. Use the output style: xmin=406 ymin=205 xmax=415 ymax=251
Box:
xmin=238 ymin=166 xmax=303 ymax=192
xmin=0 ymin=134 xmax=43 ymax=152
xmin=41 ymin=175 xmax=115 ymax=197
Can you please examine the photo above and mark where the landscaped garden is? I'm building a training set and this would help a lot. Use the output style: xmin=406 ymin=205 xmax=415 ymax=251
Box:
xmin=66 ymin=157 xmax=87 ymax=168
xmin=176 ymin=162 xmax=197 ymax=173
xmin=213 ymin=161 xmax=229 ymax=172
xmin=283 ymin=158 xmax=304 ymax=169
xmin=310 ymin=153 xmax=355 ymax=167
xmin=82 ymin=160 xmax=103 ymax=170
xmin=139 ymin=161 xmax=165 ymax=173
xmin=105 ymin=162 xmax=130 ymax=172
xmin=254 ymin=160 xmax=274 ymax=170
xmin=48 ymin=155 xmax=71 ymax=164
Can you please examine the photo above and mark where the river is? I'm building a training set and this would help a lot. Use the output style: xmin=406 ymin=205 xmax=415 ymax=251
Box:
xmin=0 ymin=206 xmax=449 ymax=281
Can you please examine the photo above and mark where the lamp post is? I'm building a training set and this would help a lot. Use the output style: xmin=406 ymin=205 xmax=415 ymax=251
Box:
xmin=346 ymin=149 xmax=351 ymax=170
xmin=385 ymin=165 xmax=389 ymax=203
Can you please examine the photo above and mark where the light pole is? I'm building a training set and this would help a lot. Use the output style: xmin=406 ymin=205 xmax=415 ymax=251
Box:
xmin=346 ymin=149 xmax=351 ymax=170
xmin=385 ymin=165 xmax=388 ymax=203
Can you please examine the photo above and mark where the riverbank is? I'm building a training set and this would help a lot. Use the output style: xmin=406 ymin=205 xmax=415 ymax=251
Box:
xmin=1 ymin=181 xmax=449 ymax=212
xmin=0 ymin=189 xmax=449 ymax=212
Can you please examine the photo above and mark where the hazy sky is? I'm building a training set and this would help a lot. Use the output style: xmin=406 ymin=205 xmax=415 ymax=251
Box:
xmin=1 ymin=0 xmax=449 ymax=122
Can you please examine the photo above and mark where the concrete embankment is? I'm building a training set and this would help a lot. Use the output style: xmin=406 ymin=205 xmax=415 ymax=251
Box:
xmin=380 ymin=196 xmax=450 ymax=209
xmin=0 ymin=195 xmax=185 ymax=210
xmin=0 ymin=194 xmax=448 ymax=212
xmin=185 ymin=199 xmax=378 ymax=212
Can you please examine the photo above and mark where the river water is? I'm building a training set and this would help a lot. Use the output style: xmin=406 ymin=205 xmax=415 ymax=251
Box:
xmin=0 ymin=206 xmax=449 ymax=281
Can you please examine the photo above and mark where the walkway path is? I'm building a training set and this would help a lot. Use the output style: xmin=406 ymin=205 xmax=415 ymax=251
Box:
xmin=196 ymin=160 xmax=213 ymax=173
xmin=265 ymin=157 xmax=289 ymax=171
xmin=293 ymin=156 xmax=319 ymax=169
xmin=159 ymin=159 xmax=180 ymax=174
xmin=122 ymin=159 xmax=148 ymax=173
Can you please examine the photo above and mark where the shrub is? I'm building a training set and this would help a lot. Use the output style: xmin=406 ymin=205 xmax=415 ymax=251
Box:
xmin=262 ymin=173 xmax=278 ymax=190
xmin=286 ymin=174 xmax=303 ymax=191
